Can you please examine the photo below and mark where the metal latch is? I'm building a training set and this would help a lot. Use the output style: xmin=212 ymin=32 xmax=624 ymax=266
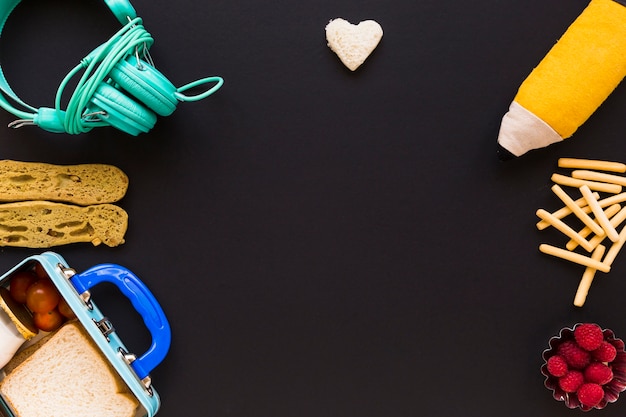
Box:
xmin=94 ymin=317 xmax=115 ymax=340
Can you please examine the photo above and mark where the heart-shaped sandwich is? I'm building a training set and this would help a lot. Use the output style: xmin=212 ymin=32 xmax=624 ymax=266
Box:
xmin=325 ymin=18 xmax=383 ymax=71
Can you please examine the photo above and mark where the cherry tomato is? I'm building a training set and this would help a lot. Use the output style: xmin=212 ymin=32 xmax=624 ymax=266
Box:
xmin=9 ymin=271 xmax=37 ymax=304
xmin=32 ymin=263 xmax=49 ymax=279
xmin=26 ymin=279 xmax=60 ymax=313
xmin=33 ymin=309 xmax=64 ymax=332
xmin=57 ymin=297 xmax=75 ymax=319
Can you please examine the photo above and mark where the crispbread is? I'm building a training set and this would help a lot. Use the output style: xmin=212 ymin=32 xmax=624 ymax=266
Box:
xmin=0 ymin=201 xmax=127 ymax=247
xmin=0 ymin=321 xmax=139 ymax=417
xmin=0 ymin=160 xmax=128 ymax=205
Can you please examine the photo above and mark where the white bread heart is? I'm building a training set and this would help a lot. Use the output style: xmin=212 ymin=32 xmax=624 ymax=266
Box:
xmin=325 ymin=18 xmax=383 ymax=71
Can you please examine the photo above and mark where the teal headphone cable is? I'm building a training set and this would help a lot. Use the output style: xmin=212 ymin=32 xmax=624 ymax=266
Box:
xmin=56 ymin=17 xmax=154 ymax=134
xmin=7 ymin=18 xmax=154 ymax=132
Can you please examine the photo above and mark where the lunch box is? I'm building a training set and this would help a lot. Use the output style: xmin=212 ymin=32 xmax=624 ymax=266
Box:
xmin=0 ymin=251 xmax=171 ymax=417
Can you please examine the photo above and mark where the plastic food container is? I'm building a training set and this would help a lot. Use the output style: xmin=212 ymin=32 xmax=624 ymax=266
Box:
xmin=0 ymin=251 xmax=171 ymax=417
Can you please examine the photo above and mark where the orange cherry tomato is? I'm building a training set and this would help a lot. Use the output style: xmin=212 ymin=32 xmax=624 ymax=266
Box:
xmin=9 ymin=271 xmax=37 ymax=304
xmin=26 ymin=279 xmax=60 ymax=313
xmin=33 ymin=309 xmax=64 ymax=332
xmin=57 ymin=297 xmax=75 ymax=319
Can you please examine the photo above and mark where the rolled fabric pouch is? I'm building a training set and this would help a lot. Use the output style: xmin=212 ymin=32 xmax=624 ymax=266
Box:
xmin=497 ymin=0 xmax=626 ymax=159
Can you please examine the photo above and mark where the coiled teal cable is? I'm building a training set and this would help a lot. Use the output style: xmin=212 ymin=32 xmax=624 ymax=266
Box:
xmin=55 ymin=17 xmax=153 ymax=134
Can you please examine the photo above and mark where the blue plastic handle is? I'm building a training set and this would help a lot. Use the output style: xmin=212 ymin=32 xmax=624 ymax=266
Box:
xmin=70 ymin=264 xmax=171 ymax=380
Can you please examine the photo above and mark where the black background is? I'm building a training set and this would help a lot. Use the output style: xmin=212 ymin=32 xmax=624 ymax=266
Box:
xmin=1 ymin=0 xmax=626 ymax=416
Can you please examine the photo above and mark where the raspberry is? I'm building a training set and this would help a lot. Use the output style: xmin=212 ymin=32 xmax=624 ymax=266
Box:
xmin=559 ymin=370 xmax=584 ymax=393
xmin=558 ymin=340 xmax=591 ymax=369
xmin=592 ymin=341 xmax=617 ymax=363
xmin=577 ymin=383 xmax=605 ymax=407
xmin=584 ymin=362 xmax=613 ymax=385
xmin=574 ymin=323 xmax=604 ymax=351
xmin=546 ymin=355 xmax=568 ymax=377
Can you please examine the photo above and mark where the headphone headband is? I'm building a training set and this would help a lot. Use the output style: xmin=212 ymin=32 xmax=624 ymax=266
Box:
xmin=0 ymin=0 xmax=137 ymax=24
xmin=0 ymin=0 xmax=136 ymax=113
xmin=0 ymin=0 xmax=38 ymax=116
xmin=102 ymin=0 xmax=137 ymax=23
xmin=0 ymin=0 xmax=223 ymax=135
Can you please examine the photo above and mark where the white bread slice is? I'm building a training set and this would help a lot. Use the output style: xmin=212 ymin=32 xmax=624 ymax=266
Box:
xmin=325 ymin=18 xmax=383 ymax=71
xmin=0 ymin=160 xmax=128 ymax=205
xmin=0 ymin=201 xmax=127 ymax=247
xmin=1 ymin=331 xmax=56 ymax=376
xmin=0 ymin=321 xmax=139 ymax=417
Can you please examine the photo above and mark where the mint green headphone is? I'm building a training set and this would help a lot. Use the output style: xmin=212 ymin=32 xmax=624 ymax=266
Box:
xmin=0 ymin=0 xmax=223 ymax=135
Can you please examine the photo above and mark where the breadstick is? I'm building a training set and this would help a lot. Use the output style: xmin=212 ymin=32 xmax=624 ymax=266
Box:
xmin=597 ymin=192 xmax=626 ymax=208
xmin=573 ymin=244 xmax=606 ymax=307
xmin=588 ymin=205 xmax=626 ymax=248
xmin=551 ymin=173 xmax=622 ymax=194
xmin=558 ymin=158 xmax=626 ymax=173
xmin=536 ymin=209 xmax=595 ymax=252
xmin=539 ymin=244 xmax=611 ymax=272
xmin=566 ymin=203 xmax=622 ymax=250
xmin=602 ymin=224 xmax=626 ymax=267
xmin=551 ymin=184 xmax=604 ymax=236
xmin=580 ymin=185 xmax=620 ymax=242
xmin=572 ymin=170 xmax=626 ymax=187
xmin=536 ymin=192 xmax=600 ymax=230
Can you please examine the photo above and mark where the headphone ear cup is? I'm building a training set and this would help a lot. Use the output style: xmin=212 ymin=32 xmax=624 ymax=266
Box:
xmin=109 ymin=56 xmax=179 ymax=117
xmin=87 ymin=83 xmax=157 ymax=135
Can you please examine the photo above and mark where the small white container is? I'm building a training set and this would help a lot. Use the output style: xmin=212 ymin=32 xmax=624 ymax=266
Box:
xmin=0 ymin=287 xmax=37 ymax=371
xmin=0 ymin=308 xmax=25 ymax=370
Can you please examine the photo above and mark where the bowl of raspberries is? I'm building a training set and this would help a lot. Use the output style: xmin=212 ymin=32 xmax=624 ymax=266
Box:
xmin=541 ymin=323 xmax=626 ymax=411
